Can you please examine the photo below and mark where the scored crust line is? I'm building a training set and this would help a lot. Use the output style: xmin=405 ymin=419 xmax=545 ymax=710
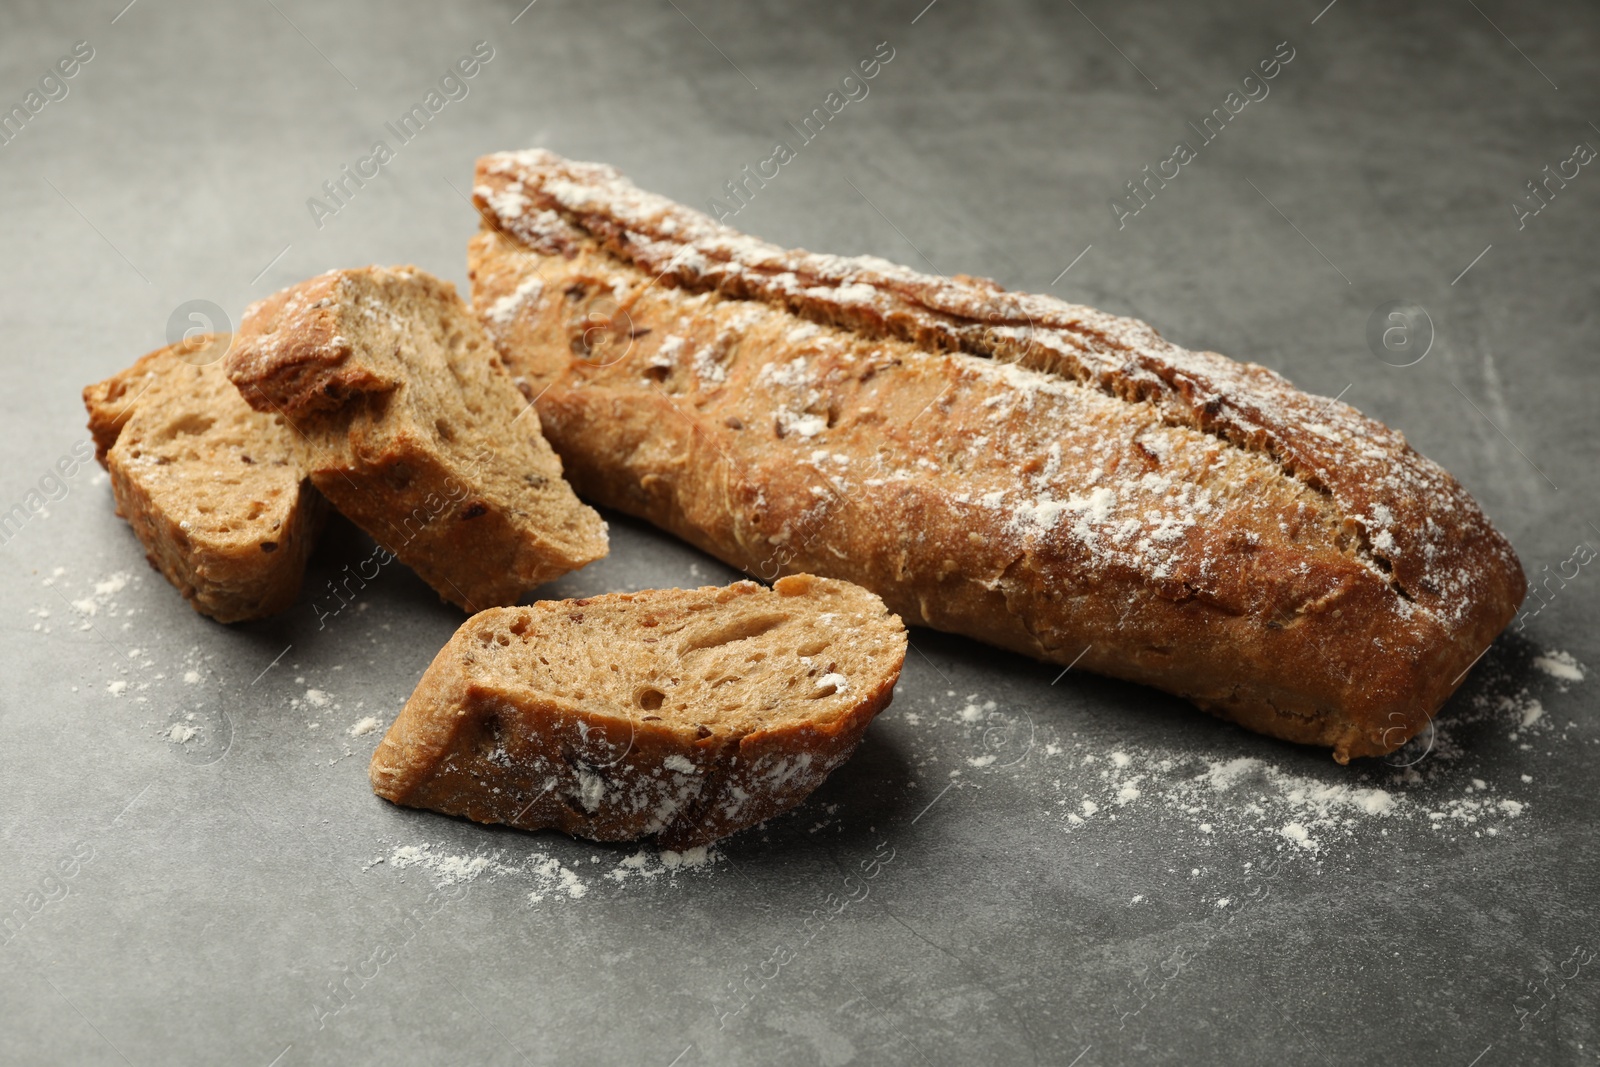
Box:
xmin=482 ymin=158 xmax=1445 ymax=613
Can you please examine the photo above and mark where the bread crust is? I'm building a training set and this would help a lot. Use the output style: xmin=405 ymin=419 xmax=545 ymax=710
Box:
xmin=226 ymin=266 xmax=608 ymax=613
xmin=370 ymin=575 xmax=906 ymax=849
xmin=82 ymin=336 xmax=324 ymax=623
xmin=466 ymin=149 xmax=1526 ymax=762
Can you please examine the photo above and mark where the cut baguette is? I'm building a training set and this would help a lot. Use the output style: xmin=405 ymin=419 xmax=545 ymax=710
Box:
xmin=226 ymin=265 xmax=608 ymax=613
xmin=467 ymin=149 xmax=1525 ymax=763
xmin=82 ymin=335 xmax=324 ymax=623
xmin=369 ymin=574 xmax=907 ymax=849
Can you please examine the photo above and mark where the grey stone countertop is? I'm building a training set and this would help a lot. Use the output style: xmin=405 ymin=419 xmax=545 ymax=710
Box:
xmin=1 ymin=0 xmax=1595 ymax=1064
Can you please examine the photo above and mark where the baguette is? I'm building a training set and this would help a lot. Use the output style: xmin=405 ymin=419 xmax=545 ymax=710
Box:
xmin=369 ymin=574 xmax=906 ymax=849
xmin=466 ymin=149 xmax=1525 ymax=763
xmin=82 ymin=335 xmax=324 ymax=623
xmin=226 ymin=266 xmax=608 ymax=613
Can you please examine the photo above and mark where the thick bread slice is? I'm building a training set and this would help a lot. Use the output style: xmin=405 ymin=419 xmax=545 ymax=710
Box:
xmin=369 ymin=574 xmax=906 ymax=849
xmin=82 ymin=335 xmax=324 ymax=623
xmin=467 ymin=149 xmax=1526 ymax=763
xmin=226 ymin=266 xmax=608 ymax=613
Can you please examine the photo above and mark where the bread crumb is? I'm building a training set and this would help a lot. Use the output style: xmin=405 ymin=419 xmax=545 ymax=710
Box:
xmin=348 ymin=716 xmax=380 ymax=738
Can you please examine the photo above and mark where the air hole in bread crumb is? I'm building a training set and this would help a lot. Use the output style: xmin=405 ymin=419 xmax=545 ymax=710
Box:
xmin=163 ymin=413 xmax=215 ymax=438
xmin=797 ymin=639 xmax=830 ymax=656
xmin=435 ymin=418 xmax=455 ymax=442
xmin=679 ymin=612 xmax=789 ymax=653
xmin=510 ymin=615 xmax=531 ymax=636
xmin=637 ymin=688 xmax=666 ymax=711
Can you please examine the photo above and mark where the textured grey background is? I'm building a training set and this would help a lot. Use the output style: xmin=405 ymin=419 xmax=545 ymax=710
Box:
xmin=1 ymin=0 xmax=1597 ymax=1064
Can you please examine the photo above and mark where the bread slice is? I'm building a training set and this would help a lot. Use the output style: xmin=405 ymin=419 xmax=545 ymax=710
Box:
xmin=82 ymin=335 xmax=325 ymax=623
xmin=225 ymin=265 xmax=608 ymax=613
xmin=369 ymin=574 xmax=906 ymax=849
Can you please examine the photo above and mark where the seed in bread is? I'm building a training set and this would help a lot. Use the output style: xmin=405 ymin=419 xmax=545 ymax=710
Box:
xmin=369 ymin=574 xmax=906 ymax=849
xmin=226 ymin=265 xmax=608 ymax=613
xmin=466 ymin=149 xmax=1526 ymax=763
xmin=81 ymin=335 xmax=325 ymax=623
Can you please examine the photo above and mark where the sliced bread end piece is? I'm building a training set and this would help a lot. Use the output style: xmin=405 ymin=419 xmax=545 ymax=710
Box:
xmin=370 ymin=574 xmax=907 ymax=849
xmin=227 ymin=265 xmax=608 ymax=613
xmin=82 ymin=336 xmax=324 ymax=623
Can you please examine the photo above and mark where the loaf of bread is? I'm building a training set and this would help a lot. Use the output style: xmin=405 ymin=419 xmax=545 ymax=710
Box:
xmin=227 ymin=266 xmax=608 ymax=613
xmin=369 ymin=574 xmax=906 ymax=848
xmin=466 ymin=149 xmax=1525 ymax=763
xmin=82 ymin=335 xmax=325 ymax=623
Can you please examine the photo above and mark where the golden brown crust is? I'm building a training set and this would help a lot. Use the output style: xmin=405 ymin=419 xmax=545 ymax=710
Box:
xmin=226 ymin=265 xmax=608 ymax=613
xmin=369 ymin=575 xmax=906 ymax=848
xmin=467 ymin=149 xmax=1526 ymax=762
xmin=222 ymin=273 xmax=399 ymax=417
xmin=81 ymin=336 xmax=324 ymax=623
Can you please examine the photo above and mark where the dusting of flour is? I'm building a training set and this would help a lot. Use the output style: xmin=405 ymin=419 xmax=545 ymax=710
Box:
xmin=906 ymin=644 xmax=1587 ymax=857
xmin=381 ymin=841 xmax=721 ymax=904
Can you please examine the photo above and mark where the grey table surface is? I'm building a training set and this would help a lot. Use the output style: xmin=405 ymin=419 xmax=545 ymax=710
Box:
xmin=2 ymin=0 xmax=1597 ymax=1064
